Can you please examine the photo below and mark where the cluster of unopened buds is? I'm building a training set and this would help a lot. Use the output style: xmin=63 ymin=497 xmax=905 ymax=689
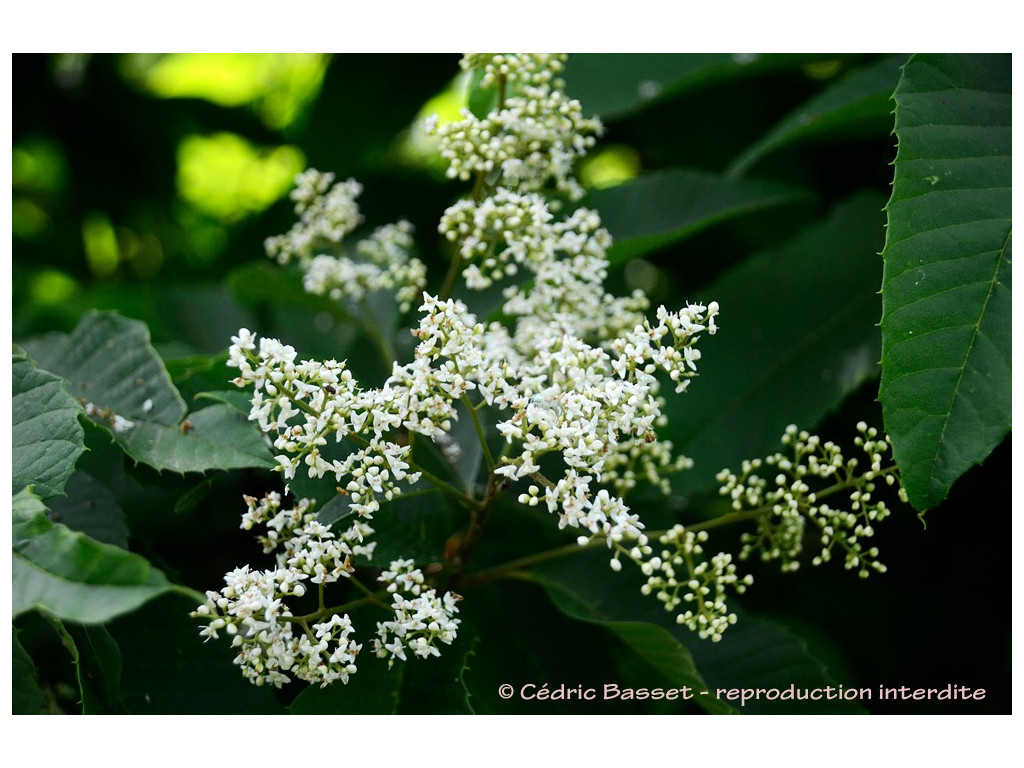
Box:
xmin=194 ymin=52 xmax=908 ymax=689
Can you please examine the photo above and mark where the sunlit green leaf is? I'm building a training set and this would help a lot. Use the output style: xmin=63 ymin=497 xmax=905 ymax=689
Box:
xmin=588 ymin=169 xmax=810 ymax=263
xmin=879 ymin=54 xmax=1011 ymax=510
xmin=728 ymin=55 xmax=906 ymax=177
xmin=665 ymin=192 xmax=888 ymax=495
xmin=12 ymin=355 xmax=85 ymax=499
xmin=13 ymin=487 xmax=181 ymax=623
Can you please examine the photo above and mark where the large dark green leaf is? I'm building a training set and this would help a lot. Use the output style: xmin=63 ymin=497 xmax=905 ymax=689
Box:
xmin=320 ymin=489 xmax=451 ymax=567
xmin=588 ymin=169 xmax=810 ymax=263
xmin=728 ymin=55 xmax=906 ymax=177
xmin=396 ymin=630 xmax=478 ymax=714
xmin=288 ymin=651 xmax=404 ymax=714
xmin=108 ymin=595 xmax=286 ymax=714
xmin=12 ymin=355 xmax=85 ymax=499
xmin=44 ymin=471 xmax=129 ymax=548
xmin=288 ymin=626 xmax=478 ymax=714
xmin=879 ymin=54 xmax=1011 ymax=510
xmin=565 ymin=53 xmax=834 ymax=121
xmin=664 ymin=192 xmax=888 ymax=495
xmin=531 ymin=548 xmax=861 ymax=714
xmin=532 ymin=564 xmax=732 ymax=714
xmin=684 ymin=608 xmax=865 ymax=714
xmin=12 ymin=487 xmax=186 ymax=623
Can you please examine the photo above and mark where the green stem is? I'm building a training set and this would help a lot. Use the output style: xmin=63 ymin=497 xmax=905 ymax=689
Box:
xmin=267 ymin=382 xmax=481 ymax=511
xmin=286 ymin=588 xmax=391 ymax=624
xmin=460 ymin=537 xmax=605 ymax=588
xmin=360 ymin=296 xmax=395 ymax=369
xmin=459 ymin=464 xmax=903 ymax=588
xmin=462 ymin=393 xmax=495 ymax=470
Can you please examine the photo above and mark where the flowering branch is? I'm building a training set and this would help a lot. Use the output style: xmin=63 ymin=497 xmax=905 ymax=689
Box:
xmin=191 ymin=53 xmax=910 ymax=692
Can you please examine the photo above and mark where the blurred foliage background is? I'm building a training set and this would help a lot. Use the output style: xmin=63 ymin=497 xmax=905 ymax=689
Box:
xmin=12 ymin=53 xmax=1010 ymax=713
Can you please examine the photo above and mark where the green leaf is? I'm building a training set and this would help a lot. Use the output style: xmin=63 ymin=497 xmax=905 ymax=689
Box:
xmin=44 ymin=616 xmax=128 ymax=714
xmin=70 ymin=624 xmax=128 ymax=714
xmin=21 ymin=310 xmax=187 ymax=427
xmin=728 ymin=55 xmax=906 ymax=177
xmin=879 ymin=54 xmax=1011 ymax=510
xmin=665 ymin=192 xmax=889 ymax=495
xmin=227 ymin=260 xmax=351 ymax=317
xmin=12 ymin=627 xmax=45 ymax=715
xmin=532 ymin=549 xmax=862 ymax=714
xmin=289 ymin=653 xmax=404 ymax=714
xmin=108 ymin=594 xmax=286 ymax=714
xmin=587 ymin=169 xmax=810 ymax=264
xmin=565 ymin=53 xmax=836 ymax=121
xmin=45 ymin=471 xmax=129 ymax=548
xmin=396 ymin=629 xmax=479 ymax=714
xmin=193 ymin=388 xmax=254 ymax=414
xmin=685 ymin=609 xmax=866 ymax=714
xmin=533 ymin=565 xmax=732 ymax=714
xmin=321 ymin=489 xmax=451 ymax=566
xmin=12 ymin=355 xmax=86 ymax=499
xmin=113 ymin=403 xmax=275 ymax=474
xmin=19 ymin=312 xmax=271 ymax=474
xmin=466 ymin=64 xmax=498 ymax=119
xmin=288 ymin=627 xmax=479 ymax=715
xmin=13 ymin=487 xmax=180 ymax=623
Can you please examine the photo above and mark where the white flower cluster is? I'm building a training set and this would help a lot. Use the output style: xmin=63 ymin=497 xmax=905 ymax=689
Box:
xmin=717 ymin=423 xmax=906 ymax=578
xmin=264 ymin=169 xmax=426 ymax=312
xmin=628 ymin=525 xmax=753 ymax=642
xmin=205 ymin=52 xmax=730 ymax=677
xmin=425 ymin=54 xmax=720 ymax=542
xmin=372 ymin=559 xmax=462 ymax=667
xmin=227 ymin=329 xmax=424 ymax=518
xmin=427 ymin=53 xmax=602 ymax=201
xmin=265 ymin=170 xmax=363 ymax=264
xmin=191 ymin=492 xmax=375 ymax=688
